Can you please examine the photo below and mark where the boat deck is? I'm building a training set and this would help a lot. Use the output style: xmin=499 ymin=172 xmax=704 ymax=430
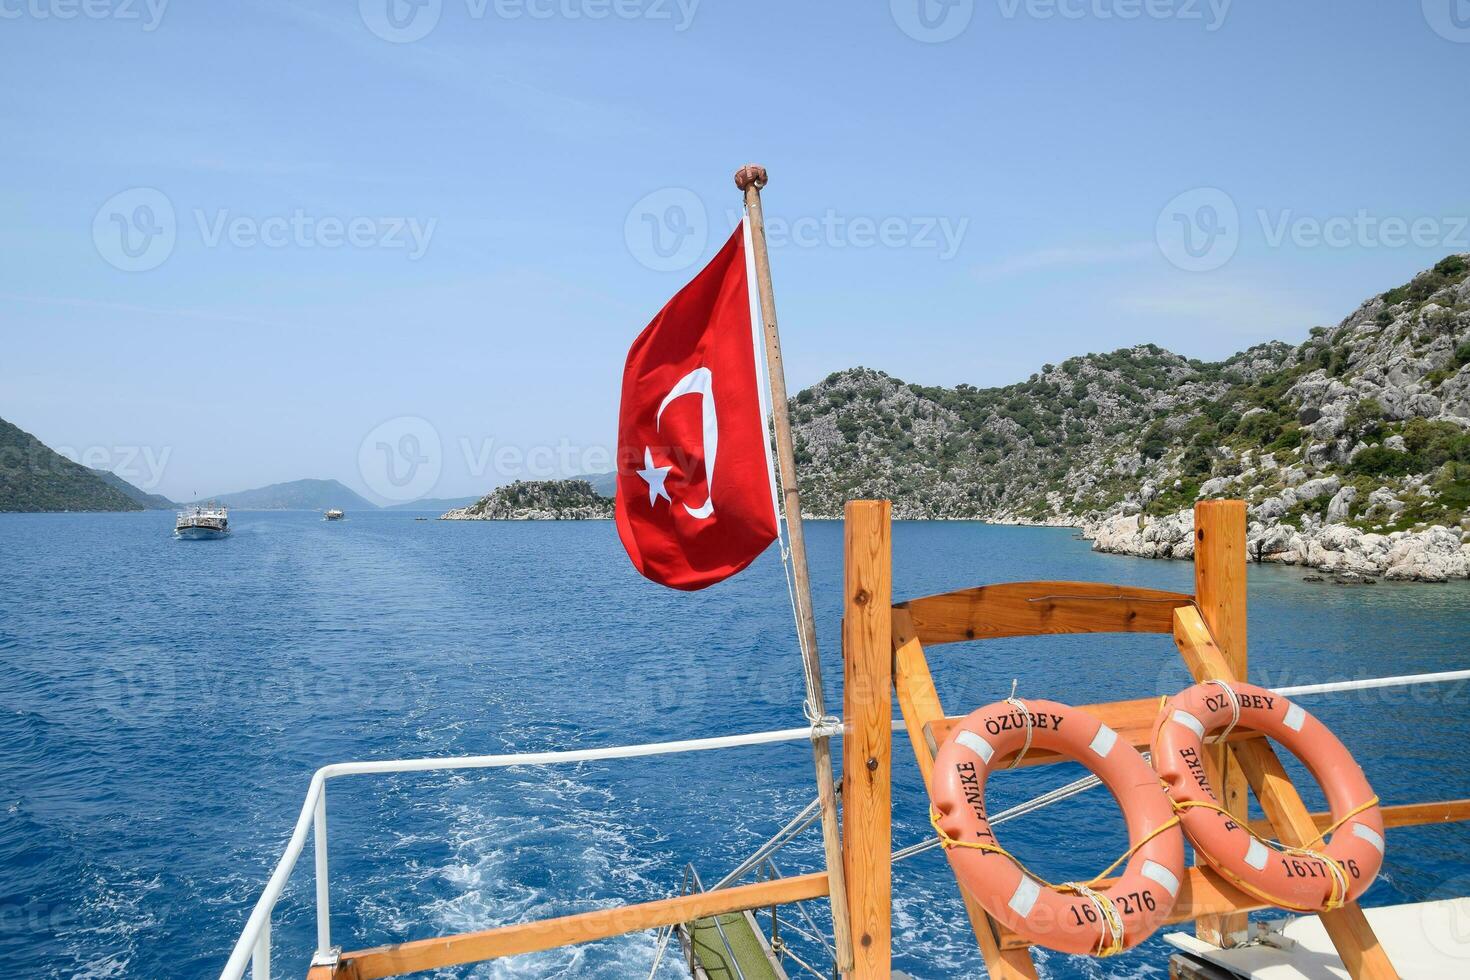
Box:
xmin=1164 ymin=898 xmax=1470 ymax=978
xmin=682 ymin=910 xmax=787 ymax=980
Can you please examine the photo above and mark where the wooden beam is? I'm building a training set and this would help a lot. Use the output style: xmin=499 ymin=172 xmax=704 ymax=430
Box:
xmin=306 ymin=963 xmax=359 ymax=980
xmin=891 ymin=609 xmax=1039 ymax=980
xmin=898 ymin=581 xmax=1192 ymax=645
xmin=1232 ymin=741 xmax=1399 ymax=979
xmin=1190 ymin=500 xmax=1251 ymax=949
xmin=1248 ymin=798 xmax=1470 ymax=836
xmin=843 ymin=500 xmax=892 ymax=978
xmin=339 ymin=872 xmax=831 ymax=979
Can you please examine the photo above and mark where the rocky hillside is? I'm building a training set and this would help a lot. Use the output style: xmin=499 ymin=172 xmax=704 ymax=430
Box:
xmin=440 ymin=479 xmax=612 ymax=520
xmin=0 ymin=417 xmax=144 ymax=512
xmin=89 ymin=468 xmax=175 ymax=509
xmin=790 ymin=255 xmax=1470 ymax=580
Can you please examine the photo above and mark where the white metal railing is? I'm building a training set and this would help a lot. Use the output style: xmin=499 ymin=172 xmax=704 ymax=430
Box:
xmin=220 ymin=725 xmax=827 ymax=980
xmin=220 ymin=668 xmax=1470 ymax=980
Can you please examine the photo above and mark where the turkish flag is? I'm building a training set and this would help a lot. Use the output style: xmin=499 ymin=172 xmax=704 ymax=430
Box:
xmin=615 ymin=223 xmax=778 ymax=590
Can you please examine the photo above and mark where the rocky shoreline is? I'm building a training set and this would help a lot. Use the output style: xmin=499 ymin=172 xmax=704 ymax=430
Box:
xmin=1085 ymin=508 xmax=1470 ymax=582
xmin=440 ymin=479 xmax=612 ymax=521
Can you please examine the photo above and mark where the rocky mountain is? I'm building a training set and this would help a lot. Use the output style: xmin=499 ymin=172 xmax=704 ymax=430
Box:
xmin=441 ymin=479 xmax=613 ymax=520
xmin=583 ymin=471 xmax=618 ymax=498
xmin=205 ymin=478 xmax=375 ymax=511
xmin=89 ymin=468 xmax=175 ymax=509
xmin=0 ymin=417 xmax=144 ymax=512
xmin=789 ymin=255 xmax=1470 ymax=580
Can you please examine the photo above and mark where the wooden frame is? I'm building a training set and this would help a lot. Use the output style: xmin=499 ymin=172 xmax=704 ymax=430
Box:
xmin=841 ymin=498 xmax=1470 ymax=980
xmin=305 ymin=497 xmax=1468 ymax=980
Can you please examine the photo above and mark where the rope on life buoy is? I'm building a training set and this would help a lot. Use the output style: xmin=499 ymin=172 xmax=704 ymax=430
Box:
xmin=928 ymin=808 xmax=1182 ymax=956
xmin=1005 ymin=679 xmax=1033 ymax=770
xmin=1152 ymin=680 xmax=1386 ymax=914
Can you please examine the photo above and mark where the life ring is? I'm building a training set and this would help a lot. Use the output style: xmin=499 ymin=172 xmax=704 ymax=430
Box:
xmin=931 ymin=698 xmax=1185 ymax=956
xmin=1152 ymin=680 xmax=1383 ymax=912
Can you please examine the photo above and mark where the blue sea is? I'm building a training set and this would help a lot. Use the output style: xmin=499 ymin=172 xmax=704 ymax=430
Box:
xmin=1 ymin=511 xmax=1468 ymax=979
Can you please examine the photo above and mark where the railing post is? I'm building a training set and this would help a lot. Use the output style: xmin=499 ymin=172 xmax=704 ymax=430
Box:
xmin=251 ymin=918 xmax=270 ymax=980
xmin=1192 ymin=499 xmax=1250 ymax=948
xmin=314 ymin=788 xmax=331 ymax=959
xmin=842 ymin=500 xmax=892 ymax=978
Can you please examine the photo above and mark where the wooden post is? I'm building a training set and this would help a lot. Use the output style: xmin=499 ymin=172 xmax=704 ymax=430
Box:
xmin=735 ymin=163 xmax=856 ymax=975
xmin=1191 ymin=499 xmax=1251 ymax=948
xmin=843 ymin=500 xmax=892 ymax=977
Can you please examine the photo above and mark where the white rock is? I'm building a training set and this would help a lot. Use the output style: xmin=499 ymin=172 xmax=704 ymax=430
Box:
xmin=1199 ymin=476 xmax=1232 ymax=497
xmin=1296 ymin=476 xmax=1342 ymax=501
xmin=1326 ymin=485 xmax=1357 ymax=522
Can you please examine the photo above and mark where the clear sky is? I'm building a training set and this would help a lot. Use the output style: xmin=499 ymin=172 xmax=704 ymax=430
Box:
xmin=3 ymin=0 xmax=1468 ymax=503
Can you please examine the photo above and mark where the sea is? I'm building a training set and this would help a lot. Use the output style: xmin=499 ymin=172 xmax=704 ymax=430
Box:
xmin=1 ymin=511 xmax=1467 ymax=979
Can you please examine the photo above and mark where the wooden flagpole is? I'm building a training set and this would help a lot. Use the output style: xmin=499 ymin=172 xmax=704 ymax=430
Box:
xmin=735 ymin=163 xmax=856 ymax=976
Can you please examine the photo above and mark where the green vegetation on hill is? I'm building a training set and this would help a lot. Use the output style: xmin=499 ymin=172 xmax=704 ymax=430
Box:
xmin=442 ymin=479 xmax=612 ymax=520
xmin=89 ymin=468 xmax=175 ymax=509
xmin=788 ymin=255 xmax=1470 ymax=534
xmin=0 ymin=417 xmax=144 ymax=512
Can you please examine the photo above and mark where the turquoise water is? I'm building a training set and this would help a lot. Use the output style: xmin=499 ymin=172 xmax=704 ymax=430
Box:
xmin=1 ymin=511 xmax=1467 ymax=978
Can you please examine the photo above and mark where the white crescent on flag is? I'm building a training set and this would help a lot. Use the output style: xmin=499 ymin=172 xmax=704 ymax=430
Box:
xmin=655 ymin=366 xmax=718 ymax=519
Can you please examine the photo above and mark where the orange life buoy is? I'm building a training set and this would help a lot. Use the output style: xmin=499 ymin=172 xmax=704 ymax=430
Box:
xmin=1152 ymin=680 xmax=1384 ymax=912
xmin=932 ymin=698 xmax=1185 ymax=956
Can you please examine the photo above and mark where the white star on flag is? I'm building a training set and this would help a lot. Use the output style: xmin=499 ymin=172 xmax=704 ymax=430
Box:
xmin=637 ymin=446 xmax=672 ymax=507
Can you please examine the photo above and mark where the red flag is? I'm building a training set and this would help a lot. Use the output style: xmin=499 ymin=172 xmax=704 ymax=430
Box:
xmin=615 ymin=223 xmax=778 ymax=590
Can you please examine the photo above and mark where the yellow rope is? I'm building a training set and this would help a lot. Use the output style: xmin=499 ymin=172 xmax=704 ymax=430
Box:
xmin=1170 ymin=798 xmax=1351 ymax=911
xmin=1064 ymin=880 xmax=1125 ymax=956
xmin=928 ymin=807 xmax=1181 ymax=955
xmin=1304 ymin=795 xmax=1380 ymax=848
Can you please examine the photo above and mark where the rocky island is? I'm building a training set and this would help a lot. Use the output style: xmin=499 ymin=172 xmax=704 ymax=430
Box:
xmin=440 ymin=479 xmax=612 ymax=521
xmin=789 ymin=255 xmax=1470 ymax=581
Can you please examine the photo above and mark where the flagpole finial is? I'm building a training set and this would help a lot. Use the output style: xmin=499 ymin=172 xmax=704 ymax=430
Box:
xmin=733 ymin=164 xmax=768 ymax=191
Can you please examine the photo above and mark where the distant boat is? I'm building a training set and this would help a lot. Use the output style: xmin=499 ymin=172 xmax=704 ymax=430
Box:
xmin=324 ymin=509 xmax=345 ymax=521
xmin=175 ymin=505 xmax=229 ymax=539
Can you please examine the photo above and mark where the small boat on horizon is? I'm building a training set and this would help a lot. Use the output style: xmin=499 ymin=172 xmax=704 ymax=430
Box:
xmin=324 ymin=509 xmax=345 ymax=521
xmin=175 ymin=504 xmax=229 ymax=539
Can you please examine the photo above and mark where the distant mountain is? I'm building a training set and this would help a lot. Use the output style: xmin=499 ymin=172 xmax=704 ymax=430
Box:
xmin=382 ymin=496 xmax=479 ymax=512
xmin=0 ymin=417 xmax=143 ymax=512
xmin=205 ymin=479 xmax=376 ymax=511
xmin=89 ymin=468 xmax=175 ymax=509
xmin=583 ymin=471 xmax=616 ymax=498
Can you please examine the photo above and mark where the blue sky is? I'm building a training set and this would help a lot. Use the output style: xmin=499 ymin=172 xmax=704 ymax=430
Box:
xmin=3 ymin=0 xmax=1468 ymax=502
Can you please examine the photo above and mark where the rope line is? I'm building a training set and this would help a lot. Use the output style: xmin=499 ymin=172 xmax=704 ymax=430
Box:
xmin=1305 ymin=796 xmax=1381 ymax=849
xmin=1169 ymin=797 xmax=1362 ymax=912
xmin=1005 ymin=680 xmax=1032 ymax=770
xmin=927 ymin=809 xmax=1181 ymax=894
xmin=928 ymin=808 xmax=1178 ymax=956
xmin=1064 ymin=880 xmax=1125 ymax=957
xmin=1205 ymin=679 xmax=1242 ymax=745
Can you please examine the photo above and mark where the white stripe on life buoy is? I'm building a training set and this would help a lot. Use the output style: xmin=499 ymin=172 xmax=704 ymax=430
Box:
xmin=956 ymin=730 xmax=995 ymax=764
xmin=1089 ymin=724 xmax=1118 ymax=758
xmin=1008 ymin=876 xmax=1041 ymax=917
xmin=1283 ymin=703 xmax=1306 ymax=732
xmin=1353 ymin=823 xmax=1385 ymax=855
xmin=1141 ymin=859 xmax=1181 ymax=897
xmin=1172 ymin=710 xmax=1206 ymax=739
xmin=1244 ymin=838 xmax=1270 ymax=871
